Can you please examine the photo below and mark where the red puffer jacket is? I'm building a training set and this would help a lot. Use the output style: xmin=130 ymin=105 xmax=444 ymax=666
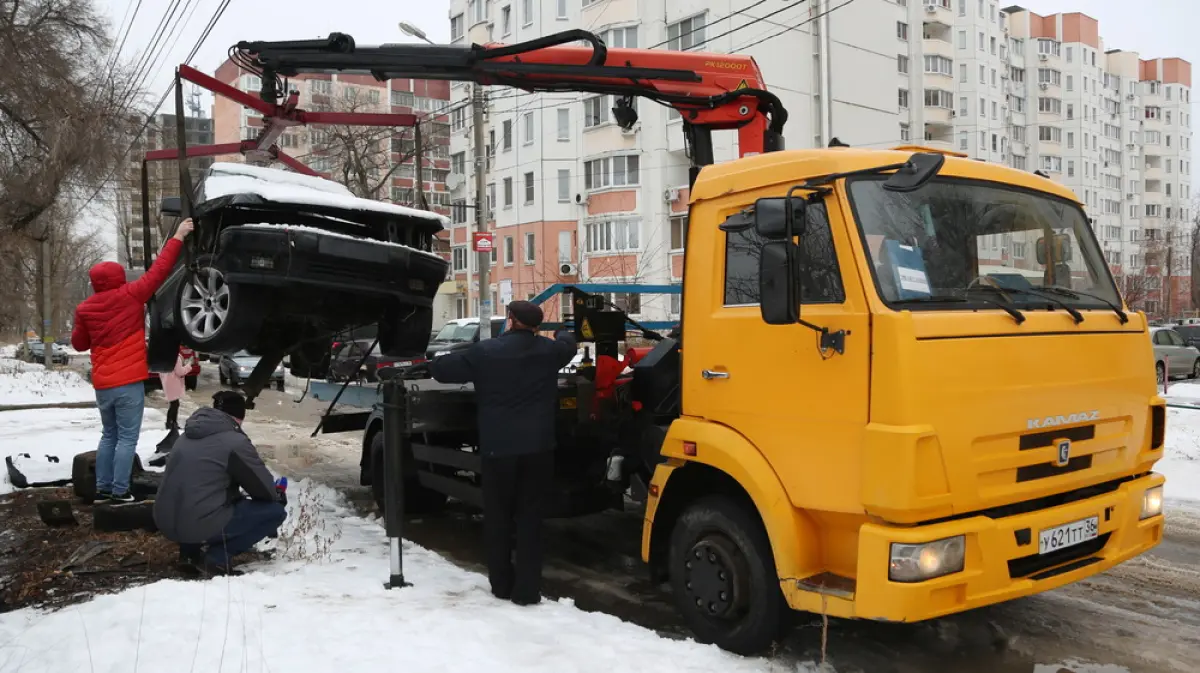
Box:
xmin=72 ymin=239 xmax=184 ymax=390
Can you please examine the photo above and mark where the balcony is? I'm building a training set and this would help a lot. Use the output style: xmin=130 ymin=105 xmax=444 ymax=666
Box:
xmin=922 ymin=36 xmax=954 ymax=60
xmin=921 ymin=0 xmax=953 ymax=27
xmin=924 ymin=106 xmax=953 ymax=126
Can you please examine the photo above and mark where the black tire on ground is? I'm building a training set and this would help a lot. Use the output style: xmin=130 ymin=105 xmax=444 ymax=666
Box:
xmin=185 ymin=374 xmax=198 ymax=391
xmin=275 ymin=379 xmax=285 ymax=392
xmin=378 ymin=306 xmax=433 ymax=357
xmin=370 ymin=431 xmax=447 ymax=515
xmin=174 ymin=258 xmax=266 ymax=353
xmin=1157 ymin=362 xmax=1167 ymax=385
xmin=1191 ymin=360 xmax=1199 ymax=380
xmin=667 ymin=495 xmax=786 ymax=656
xmin=93 ymin=501 xmax=157 ymax=533
xmin=72 ymin=451 xmax=145 ymax=502
xmin=146 ymin=299 xmax=180 ymax=373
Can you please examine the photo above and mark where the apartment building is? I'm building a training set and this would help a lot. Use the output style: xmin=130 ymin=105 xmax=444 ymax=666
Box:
xmin=445 ymin=0 xmax=898 ymax=321
xmin=896 ymin=1 xmax=1192 ymax=317
xmin=119 ymin=114 xmax=214 ymax=268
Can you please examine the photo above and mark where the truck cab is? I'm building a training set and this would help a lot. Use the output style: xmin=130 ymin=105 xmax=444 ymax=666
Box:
xmin=645 ymin=146 xmax=1165 ymax=652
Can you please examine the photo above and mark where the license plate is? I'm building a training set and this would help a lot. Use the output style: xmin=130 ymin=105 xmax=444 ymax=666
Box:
xmin=1038 ymin=516 xmax=1099 ymax=555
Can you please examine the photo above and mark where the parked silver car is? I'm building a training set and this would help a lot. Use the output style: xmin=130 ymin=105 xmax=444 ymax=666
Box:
xmin=1150 ymin=326 xmax=1200 ymax=384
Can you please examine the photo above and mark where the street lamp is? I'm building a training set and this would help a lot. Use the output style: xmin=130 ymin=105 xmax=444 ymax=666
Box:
xmin=399 ymin=22 xmax=435 ymax=45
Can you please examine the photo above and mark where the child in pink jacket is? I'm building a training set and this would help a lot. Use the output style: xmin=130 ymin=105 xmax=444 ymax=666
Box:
xmin=162 ymin=346 xmax=196 ymax=430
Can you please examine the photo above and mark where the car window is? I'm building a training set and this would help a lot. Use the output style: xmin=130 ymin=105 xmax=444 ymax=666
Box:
xmin=1169 ymin=330 xmax=1186 ymax=346
xmin=1153 ymin=331 xmax=1168 ymax=345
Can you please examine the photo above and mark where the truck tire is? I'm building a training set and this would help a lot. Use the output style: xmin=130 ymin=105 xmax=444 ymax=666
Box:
xmin=378 ymin=305 xmax=432 ymax=357
xmin=668 ymin=495 xmax=785 ymax=655
xmin=175 ymin=258 xmax=265 ymax=353
xmin=370 ymin=431 xmax=446 ymax=515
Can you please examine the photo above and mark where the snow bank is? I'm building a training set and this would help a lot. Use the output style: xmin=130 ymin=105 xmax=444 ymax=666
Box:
xmin=1161 ymin=408 xmax=1200 ymax=505
xmin=0 ymin=360 xmax=93 ymax=406
xmin=240 ymin=223 xmax=446 ymax=261
xmin=0 ymin=479 xmax=798 ymax=672
xmin=0 ymin=343 xmax=16 ymax=359
xmin=0 ymin=406 xmax=169 ymax=494
xmin=204 ymin=162 xmax=450 ymax=226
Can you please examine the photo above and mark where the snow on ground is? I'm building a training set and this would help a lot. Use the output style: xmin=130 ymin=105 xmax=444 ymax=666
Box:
xmin=0 ymin=480 xmax=797 ymax=673
xmin=0 ymin=359 xmax=93 ymax=407
xmin=0 ymin=344 xmax=15 ymax=359
xmin=1162 ymin=407 xmax=1200 ymax=506
xmin=0 ymin=406 xmax=169 ymax=495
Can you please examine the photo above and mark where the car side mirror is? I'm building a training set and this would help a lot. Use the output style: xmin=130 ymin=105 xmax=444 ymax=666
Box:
xmin=753 ymin=197 xmax=806 ymax=240
xmin=759 ymin=241 xmax=799 ymax=325
xmin=160 ymin=196 xmax=182 ymax=216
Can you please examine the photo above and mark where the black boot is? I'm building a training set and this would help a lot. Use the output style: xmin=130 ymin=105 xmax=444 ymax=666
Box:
xmin=165 ymin=401 xmax=179 ymax=430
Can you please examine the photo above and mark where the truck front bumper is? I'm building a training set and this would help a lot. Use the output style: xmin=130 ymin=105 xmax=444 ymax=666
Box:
xmin=792 ymin=473 xmax=1165 ymax=622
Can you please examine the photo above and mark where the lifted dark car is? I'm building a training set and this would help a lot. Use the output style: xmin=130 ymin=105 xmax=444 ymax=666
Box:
xmin=145 ymin=163 xmax=450 ymax=394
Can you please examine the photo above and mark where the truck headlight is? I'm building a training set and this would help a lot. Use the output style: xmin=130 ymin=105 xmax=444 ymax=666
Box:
xmin=1141 ymin=486 xmax=1164 ymax=520
xmin=889 ymin=535 xmax=966 ymax=583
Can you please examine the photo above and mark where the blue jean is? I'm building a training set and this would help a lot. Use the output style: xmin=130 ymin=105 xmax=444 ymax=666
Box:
xmin=184 ymin=499 xmax=288 ymax=567
xmin=95 ymin=382 xmax=145 ymax=495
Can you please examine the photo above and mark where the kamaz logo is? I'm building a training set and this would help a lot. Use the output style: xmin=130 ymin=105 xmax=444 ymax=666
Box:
xmin=1027 ymin=411 xmax=1100 ymax=430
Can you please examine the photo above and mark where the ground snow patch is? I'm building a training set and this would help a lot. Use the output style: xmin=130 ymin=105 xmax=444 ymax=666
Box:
xmin=0 ymin=406 xmax=170 ymax=494
xmin=0 ymin=360 xmax=93 ymax=406
xmin=0 ymin=480 xmax=799 ymax=672
xmin=1162 ymin=408 xmax=1200 ymax=504
xmin=0 ymin=344 xmax=16 ymax=359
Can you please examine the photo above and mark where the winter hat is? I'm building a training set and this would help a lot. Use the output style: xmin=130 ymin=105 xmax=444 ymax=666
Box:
xmin=212 ymin=390 xmax=246 ymax=420
xmin=507 ymin=300 xmax=544 ymax=329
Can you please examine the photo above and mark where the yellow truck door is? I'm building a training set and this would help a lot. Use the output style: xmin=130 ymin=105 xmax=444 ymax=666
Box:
xmin=682 ymin=194 xmax=872 ymax=516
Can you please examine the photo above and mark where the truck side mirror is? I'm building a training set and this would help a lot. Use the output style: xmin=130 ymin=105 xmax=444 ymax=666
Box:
xmin=759 ymin=241 xmax=799 ymax=325
xmin=160 ymin=196 xmax=182 ymax=216
xmin=883 ymin=152 xmax=944 ymax=192
xmin=1035 ymin=234 xmax=1073 ymax=264
xmin=753 ymin=197 xmax=806 ymax=240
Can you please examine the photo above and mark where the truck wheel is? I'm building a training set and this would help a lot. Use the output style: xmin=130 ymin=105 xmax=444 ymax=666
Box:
xmin=175 ymin=260 xmax=265 ymax=353
xmin=668 ymin=495 xmax=785 ymax=655
xmin=378 ymin=305 xmax=432 ymax=357
xmin=370 ymin=431 xmax=446 ymax=515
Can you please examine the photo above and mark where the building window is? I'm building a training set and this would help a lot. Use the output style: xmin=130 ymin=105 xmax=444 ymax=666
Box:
xmin=308 ymin=79 xmax=331 ymax=95
xmin=723 ymin=203 xmax=843 ymax=306
xmin=957 ymin=30 xmax=966 ymax=49
xmin=670 ymin=215 xmax=688 ymax=251
xmin=899 ymin=88 xmax=910 ymax=109
xmin=1040 ymin=155 xmax=1063 ymax=173
xmin=1037 ymin=39 xmax=1060 ymax=57
xmin=504 ymin=236 xmax=514 ymax=265
xmin=959 ymin=131 xmax=968 ymax=150
xmin=502 ymin=120 xmax=513 ymax=150
xmin=557 ymin=0 xmax=567 ymax=19
xmin=923 ymin=89 xmax=952 ymax=108
xmin=451 ymin=14 xmax=464 ymax=41
xmin=524 ymin=172 xmax=535 ymax=204
xmin=1038 ymin=126 xmax=1062 ymax=143
xmin=390 ymin=90 xmax=414 ymax=106
xmin=896 ymin=22 xmax=908 ymax=41
xmin=898 ymin=55 xmax=909 ymax=74
xmin=451 ymin=152 xmax=466 ymax=177
xmin=503 ymin=177 xmax=513 ymax=207
xmin=559 ymin=230 xmax=573 ymax=262
xmin=1038 ymin=97 xmax=1062 ymax=115
xmin=451 ymin=199 xmax=468 ymax=224
xmin=451 ymin=106 xmax=467 ymax=132
xmin=523 ymin=112 xmax=534 ymax=145
xmin=585 ymin=219 xmax=641 ymax=253
xmin=959 ymin=63 xmax=967 ymax=83
xmin=556 ymin=109 xmax=570 ymax=141
xmin=923 ymin=56 xmax=952 ymax=76
xmin=979 ymin=97 xmax=985 ymax=117
xmin=1038 ymin=68 xmax=1061 ymax=86
xmin=602 ymin=26 xmax=637 ymax=48
xmin=557 ymin=169 xmax=570 ymax=202
xmin=668 ymin=14 xmax=706 ymax=51
xmin=899 ymin=123 xmax=910 ymax=142
xmin=584 ymin=96 xmax=608 ymax=127
xmin=524 ymin=232 xmax=536 ymax=264
xmin=452 ymin=246 xmax=468 ymax=272
xmin=522 ymin=0 xmax=533 ymax=26
xmin=584 ymin=155 xmax=640 ymax=190
xmin=501 ymin=6 xmax=511 ymax=34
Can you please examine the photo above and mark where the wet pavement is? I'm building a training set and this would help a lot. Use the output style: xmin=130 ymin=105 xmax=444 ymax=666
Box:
xmin=155 ymin=369 xmax=1200 ymax=672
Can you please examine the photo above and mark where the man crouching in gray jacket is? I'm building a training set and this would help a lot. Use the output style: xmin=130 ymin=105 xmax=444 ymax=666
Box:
xmin=153 ymin=391 xmax=286 ymax=575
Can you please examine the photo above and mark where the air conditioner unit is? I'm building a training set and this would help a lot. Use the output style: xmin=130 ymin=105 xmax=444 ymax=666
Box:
xmin=559 ymin=262 xmax=579 ymax=276
xmin=1038 ymin=53 xmax=1048 ymax=61
xmin=1127 ymin=193 xmax=1134 ymax=199
xmin=1038 ymin=82 xmax=1049 ymax=91
xmin=620 ymin=124 xmax=639 ymax=136
xmin=663 ymin=188 xmax=681 ymax=203
xmin=950 ymin=110 xmax=957 ymax=117
xmin=574 ymin=193 xmax=589 ymax=205
xmin=924 ymin=4 xmax=936 ymax=12
xmin=1126 ymin=94 xmax=1135 ymax=101
xmin=1126 ymin=143 xmax=1135 ymax=149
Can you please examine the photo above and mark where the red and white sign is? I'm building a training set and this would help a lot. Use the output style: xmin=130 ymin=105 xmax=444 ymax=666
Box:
xmin=472 ymin=232 xmax=494 ymax=252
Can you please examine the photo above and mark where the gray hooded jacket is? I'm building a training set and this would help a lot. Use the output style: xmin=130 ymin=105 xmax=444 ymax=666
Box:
xmin=152 ymin=408 xmax=278 ymax=544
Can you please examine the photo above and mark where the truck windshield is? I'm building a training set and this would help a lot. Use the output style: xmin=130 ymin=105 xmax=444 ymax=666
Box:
xmin=847 ymin=177 xmax=1120 ymax=310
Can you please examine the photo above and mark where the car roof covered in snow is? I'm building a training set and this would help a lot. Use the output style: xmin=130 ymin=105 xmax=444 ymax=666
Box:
xmin=194 ymin=162 xmax=449 ymax=232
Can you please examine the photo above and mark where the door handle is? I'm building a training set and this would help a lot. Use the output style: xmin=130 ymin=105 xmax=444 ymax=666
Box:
xmin=701 ymin=369 xmax=729 ymax=380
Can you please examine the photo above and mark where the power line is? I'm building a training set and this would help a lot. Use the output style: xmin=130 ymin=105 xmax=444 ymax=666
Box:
xmin=732 ymin=0 xmax=859 ymax=53
xmin=648 ymin=0 xmax=770 ymax=49
xmin=104 ymin=0 xmax=143 ymax=79
xmin=686 ymin=0 xmax=810 ymax=53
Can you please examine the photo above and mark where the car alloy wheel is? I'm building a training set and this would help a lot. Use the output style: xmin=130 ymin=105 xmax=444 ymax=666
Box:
xmin=180 ymin=268 xmax=231 ymax=341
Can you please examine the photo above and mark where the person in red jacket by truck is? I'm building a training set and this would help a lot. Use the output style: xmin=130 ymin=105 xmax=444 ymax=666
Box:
xmin=72 ymin=219 xmax=194 ymax=503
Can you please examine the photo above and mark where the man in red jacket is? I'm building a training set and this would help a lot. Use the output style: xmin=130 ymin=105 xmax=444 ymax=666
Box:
xmin=73 ymin=219 xmax=194 ymax=503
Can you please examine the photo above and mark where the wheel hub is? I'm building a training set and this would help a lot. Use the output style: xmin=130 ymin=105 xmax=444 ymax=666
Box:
xmin=180 ymin=269 xmax=231 ymax=340
xmin=682 ymin=535 xmax=749 ymax=619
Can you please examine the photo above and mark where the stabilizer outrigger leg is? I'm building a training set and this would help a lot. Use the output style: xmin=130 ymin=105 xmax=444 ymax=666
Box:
xmin=240 ymin=349 xmax=286 ymax=411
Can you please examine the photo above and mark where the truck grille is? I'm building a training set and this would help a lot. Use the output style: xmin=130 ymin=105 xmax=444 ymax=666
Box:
xmin=1018 ymin=424 xmax=1095 ymax=451
xmin=1016 ymin=454 xmax=1094 ymax=482
xmin=1008 ymin=532 xmax=1110 ymax=579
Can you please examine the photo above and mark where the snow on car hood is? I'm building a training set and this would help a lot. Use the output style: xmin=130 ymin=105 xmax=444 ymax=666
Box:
xmin=201 ymin=163 xmax=450 ymax=227
xmin=238 ymin=223 xmax=447 ymax=261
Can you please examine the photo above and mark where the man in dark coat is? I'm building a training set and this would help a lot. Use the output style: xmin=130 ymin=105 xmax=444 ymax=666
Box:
xmin=153 ymin=391 xmax=287 ymax=575
xmin=429 ymin=301 xmax=576 ymax=605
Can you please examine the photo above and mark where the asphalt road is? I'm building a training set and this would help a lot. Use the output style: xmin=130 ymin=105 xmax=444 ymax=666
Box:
xmin=156 ymin=367 xmax=1200 ymax=673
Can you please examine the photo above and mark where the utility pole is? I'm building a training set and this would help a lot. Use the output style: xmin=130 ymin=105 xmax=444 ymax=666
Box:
xmin=1166 ymin=231 xmax=1174 ymax=320
xmin=414 ymin=122 xmax=429 ymax=211
xmin=472 ymin=84 xmax=492 ymax=338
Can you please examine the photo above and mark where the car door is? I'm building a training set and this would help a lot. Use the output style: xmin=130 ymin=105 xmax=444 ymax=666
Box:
xmin=1167 ymin=329 xmax=1196 ymax=375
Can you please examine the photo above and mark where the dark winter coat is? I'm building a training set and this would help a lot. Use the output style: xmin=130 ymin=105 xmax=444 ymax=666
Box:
xmin=152 ymin=408 xmax=279 ymax=544
xmin=429 ymin=329 xmax=577 ymax=457
xmin=72 ymin=238 xmax=182 ymax=390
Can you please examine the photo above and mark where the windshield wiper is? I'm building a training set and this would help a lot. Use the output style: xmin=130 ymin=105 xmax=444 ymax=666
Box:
xmin=969 ymin=285 xmax=1084 ymax=324
xmin=1039 ymin=286 xmax=1129 ymax=324
xmin=893 ymin=294 xmax=1026 ymax=325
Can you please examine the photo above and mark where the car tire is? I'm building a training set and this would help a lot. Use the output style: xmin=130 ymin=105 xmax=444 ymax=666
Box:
xmin=175 ymin=258 xmax=265 ymax=353
xmin=668 ymin=495 xmax=785 ymax=656
xmin=379 ymin=306 xmax=433 ymax=357
xmin=1157 ymin=362 xmax=1167 ymax=386
xmin=370 ymin=431 xmax=447 ymax=516
xmin=1191 ymin=360 xmax=1200 ymax=380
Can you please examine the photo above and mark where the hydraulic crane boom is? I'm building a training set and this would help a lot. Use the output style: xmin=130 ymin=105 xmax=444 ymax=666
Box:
xmin=233 ymin=29 xmax=787 ymax=181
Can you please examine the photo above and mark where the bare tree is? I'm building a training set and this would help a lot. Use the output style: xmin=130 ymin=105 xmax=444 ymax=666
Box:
xmin=0 ymin=0 xmax=141 ymax=234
